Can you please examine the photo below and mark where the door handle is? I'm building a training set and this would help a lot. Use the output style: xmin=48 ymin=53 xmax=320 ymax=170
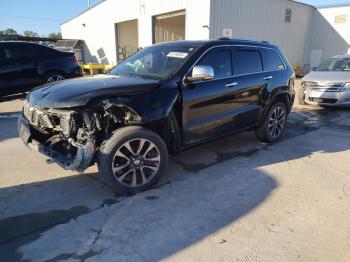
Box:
xmin=264 ymin=76 xmax=273 ymax=80
xmin=225 ymin=82 xmax=238 ymax=87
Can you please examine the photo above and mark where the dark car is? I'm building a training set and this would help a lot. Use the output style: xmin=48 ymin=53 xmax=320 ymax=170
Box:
xmin=19 ymin=39 xmax=295 ymax=195
xmin=0 ymin=41 xmax=82 ymax=97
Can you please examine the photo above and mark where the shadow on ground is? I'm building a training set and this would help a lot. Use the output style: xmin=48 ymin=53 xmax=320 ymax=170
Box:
xmin=0 ymin=118 xmax=20 ymax=142
xmin=0 ymin=106 xmax=349 ymax=261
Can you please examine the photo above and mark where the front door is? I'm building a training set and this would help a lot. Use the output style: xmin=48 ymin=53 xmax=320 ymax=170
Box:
xmin=182 ymin=47 xmax=237 ymax=144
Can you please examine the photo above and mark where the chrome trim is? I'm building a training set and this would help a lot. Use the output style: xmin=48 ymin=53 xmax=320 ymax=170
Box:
xmin=264 ymin=76 xmax=273 ymax=80
xmin=182 ymin=44 xmax=288 ymax=85
xmin=225 ymin=82 xmax=238 ymax=87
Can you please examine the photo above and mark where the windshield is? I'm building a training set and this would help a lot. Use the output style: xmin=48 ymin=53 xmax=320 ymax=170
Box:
xmin=317 ymin=57 xmax=350 ymax=72
xmin=110 ymin=45 xmax=198 ymax=80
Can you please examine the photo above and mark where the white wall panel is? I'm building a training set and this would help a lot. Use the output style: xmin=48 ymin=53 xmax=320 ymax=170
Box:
xmin=308 ymin=6 xmax=350 ymax=62
xmin=61 ymin=0 xmax=210 ymax=65
xmin=209 ymin=0 xmax=314 ymax=65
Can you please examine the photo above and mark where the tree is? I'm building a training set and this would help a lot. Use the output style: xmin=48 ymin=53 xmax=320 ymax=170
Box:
xmin=48 ymin=32 xmax=62 ymax=39
xmin=23 ymin=30 xmax=39 ymax=37
xmin=0 ymin=28 xmax=17 ymax=35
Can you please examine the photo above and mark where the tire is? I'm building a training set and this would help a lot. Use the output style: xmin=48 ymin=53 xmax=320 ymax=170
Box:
xmin=297 ymin=85 xmax=306 ymax=105
xmin=255 ymin=102 xmax=288 ymax=143
xmin=43 ymin=71 xmax=66 ymax=84
xmin=98 ymin=126 xmax=168 ymax=195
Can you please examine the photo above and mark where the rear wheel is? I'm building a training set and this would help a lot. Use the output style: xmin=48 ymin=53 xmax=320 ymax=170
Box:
xmin=44 ymin=72 xmax=66 ymax=83
xmin=255 ymin=102 xmax=288 ymax=143
xmin=98 ymin=126 xmax=168 ymax=195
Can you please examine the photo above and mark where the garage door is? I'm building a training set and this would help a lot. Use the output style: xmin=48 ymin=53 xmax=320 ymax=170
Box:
xmin=116 ymin=19 xmax=139 ymax=62
xmin=153 ymin=10 xmax=185 ymax=44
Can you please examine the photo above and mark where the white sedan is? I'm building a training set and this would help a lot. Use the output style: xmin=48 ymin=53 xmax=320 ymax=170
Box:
xmin=300 ymin=54 xmax=350 ymax=107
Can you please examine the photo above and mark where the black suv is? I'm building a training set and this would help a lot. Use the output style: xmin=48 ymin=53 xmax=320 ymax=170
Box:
xmin=0 ymin=41 xmax=82 ymax=97
xmin=19 ymin=39 xmax=295 ymax=195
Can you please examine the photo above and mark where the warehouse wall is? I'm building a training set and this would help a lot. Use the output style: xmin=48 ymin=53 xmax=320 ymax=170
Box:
xmin=306 ymin=6 xmax=350 ymax=65
xmin=61 ymin=0 xmax=210 ymax=65
xmin=209 ymin=0 xmax=314 ymax=65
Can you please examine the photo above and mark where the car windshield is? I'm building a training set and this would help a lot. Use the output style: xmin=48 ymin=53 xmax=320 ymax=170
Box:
xmin=317 ymin=57 xmax=350 ymax=72
xmin=110 ymin=45 xmax=198 ymax=80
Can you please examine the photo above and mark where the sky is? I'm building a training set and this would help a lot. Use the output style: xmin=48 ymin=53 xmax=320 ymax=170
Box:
xmin=0 ymin=0 xmax=350 ymax=36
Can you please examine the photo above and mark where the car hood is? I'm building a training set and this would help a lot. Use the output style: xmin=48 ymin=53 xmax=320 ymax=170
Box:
xmin=303 ymin=71 xmax=350 ymax=83
xmin=28 ymin=74 xmax=160 ymax=108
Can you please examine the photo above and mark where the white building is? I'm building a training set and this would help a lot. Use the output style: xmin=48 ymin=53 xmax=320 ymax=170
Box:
xmin=61 ymin=0 xmax=350 ymax=67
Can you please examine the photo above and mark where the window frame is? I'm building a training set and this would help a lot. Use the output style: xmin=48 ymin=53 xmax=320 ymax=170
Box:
xmin=183 ymin=44 xmax=287 ymax=85
xmin=196 ymin=47 xmax=234 ymax=79
xmin=285 ymin=9 xmax=292 ymax=23
xmin=260 ymin=48 xmax=286 ymax=71
xmin=232 ymin=47 xmax=264 ymax=76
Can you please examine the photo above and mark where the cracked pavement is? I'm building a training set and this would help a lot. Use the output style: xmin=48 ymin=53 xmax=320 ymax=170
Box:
xmin=0 ymin=84 xmax=350 ymax=262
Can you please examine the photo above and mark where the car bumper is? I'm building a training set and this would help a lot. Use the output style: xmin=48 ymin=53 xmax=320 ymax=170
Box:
xmin=18 ymin=115 xmax=94 ymax=172
xmin=305 ymin=88 xmax=350 ymax=107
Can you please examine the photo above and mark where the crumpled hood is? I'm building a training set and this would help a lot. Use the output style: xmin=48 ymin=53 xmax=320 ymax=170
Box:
xmin=303 ymin=71 xmax=350 ymax=83
xmin=28 ymin=74 xmax=160 ymax=108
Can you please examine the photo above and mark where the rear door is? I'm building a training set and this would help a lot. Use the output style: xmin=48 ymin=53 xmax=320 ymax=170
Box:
xmin=0 ymin=43 xmax=41 ymax=96
xmin=229 ymin=46 xmax=269 ymax=126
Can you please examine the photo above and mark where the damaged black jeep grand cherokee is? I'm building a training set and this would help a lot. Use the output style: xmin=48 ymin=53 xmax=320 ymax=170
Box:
xmin=19 ymin=39 xmax=295 ymax=195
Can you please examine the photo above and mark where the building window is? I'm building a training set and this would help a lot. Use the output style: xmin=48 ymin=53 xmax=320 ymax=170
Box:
xmin=335 ymin=15 xmax=347 ymax=24
xmin=285 ymin=9 xmax=292 ymax=23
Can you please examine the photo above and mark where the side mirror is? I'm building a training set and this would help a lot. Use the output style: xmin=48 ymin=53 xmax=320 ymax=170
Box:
xmin=312 ymin=67 xmax=317 ymax=71
xmin=186 ymin=65 xmax=214 ymax=82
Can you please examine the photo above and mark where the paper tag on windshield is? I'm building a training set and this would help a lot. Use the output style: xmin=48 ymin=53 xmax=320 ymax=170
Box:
xmin=167 ymin=52 xmax=188 ymax=59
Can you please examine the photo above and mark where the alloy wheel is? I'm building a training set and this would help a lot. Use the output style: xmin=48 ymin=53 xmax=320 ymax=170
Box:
xmin=268 ymin=105 xmax=286 ymax=138
xmin=112 ymin=138 xmax=161 ymax=188
xmin=46 ymin=75 xmax=65 ymax=83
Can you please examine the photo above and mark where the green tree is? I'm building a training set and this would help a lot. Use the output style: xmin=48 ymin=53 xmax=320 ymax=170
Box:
xmin=48 ymin=32 xmax=62 ymax=39
xmin=23 ymin=30 xmax=39 ymax=37
xmin=0 ymin=28 xmax=17 ymax=35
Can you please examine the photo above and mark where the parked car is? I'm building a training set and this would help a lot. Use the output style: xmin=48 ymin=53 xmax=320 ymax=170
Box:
xmin=299 ymin=54 xmax=350 ymax=107
xmin=19 ymin=39 xmax=295 ymax=195
xmin=0 ymin=41 xmax=82 ymax=97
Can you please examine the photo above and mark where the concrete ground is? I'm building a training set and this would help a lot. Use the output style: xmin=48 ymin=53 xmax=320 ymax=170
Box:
xmin=0 ymin=83 xmax=349 ymax=262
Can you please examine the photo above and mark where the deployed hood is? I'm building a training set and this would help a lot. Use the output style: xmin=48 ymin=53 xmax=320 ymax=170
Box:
xmin=303 ymin=71 xmax=350 ymax=83
xmin=28 ymin=74 xmax=160 ymax=108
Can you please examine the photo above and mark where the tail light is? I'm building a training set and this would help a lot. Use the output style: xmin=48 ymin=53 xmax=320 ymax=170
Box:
xmin=72 ymin=54 xmax=78 ymax=65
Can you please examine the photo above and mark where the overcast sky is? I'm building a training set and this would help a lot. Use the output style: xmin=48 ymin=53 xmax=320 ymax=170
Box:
xmin=0 ymin=0 xmax=349 ymax=35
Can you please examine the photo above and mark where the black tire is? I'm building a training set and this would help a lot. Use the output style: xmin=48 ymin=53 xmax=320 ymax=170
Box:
xmin=43 ymin=71 xmax=66 ymax=84
xmin=255 ymin=102 xmax=288 ymax=143
xmin=297 ymin=85 xmax=306 ymax=105
xmin=98 ymin=126 xmax=168 ymax=195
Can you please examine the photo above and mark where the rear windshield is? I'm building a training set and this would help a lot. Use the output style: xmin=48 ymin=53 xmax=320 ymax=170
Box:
xmin=317 ymin=58 xmax=350 ymax=72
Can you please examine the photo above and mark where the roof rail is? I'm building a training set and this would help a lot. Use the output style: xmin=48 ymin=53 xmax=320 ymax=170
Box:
xmin=217 ymin=37 xmax=270 ymax=44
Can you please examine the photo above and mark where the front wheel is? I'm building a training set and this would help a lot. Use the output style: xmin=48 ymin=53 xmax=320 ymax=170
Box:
xmin=98 ymin=126 xmax=168 ymax=195
xmin=255 ymin=102 xmax=288 ymax=143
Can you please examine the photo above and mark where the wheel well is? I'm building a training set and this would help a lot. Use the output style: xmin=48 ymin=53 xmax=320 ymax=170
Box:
xmin=273 ymin=93 xmax=291 ymax=112
xmin=43 ymin=70 xmax=67 ymax=80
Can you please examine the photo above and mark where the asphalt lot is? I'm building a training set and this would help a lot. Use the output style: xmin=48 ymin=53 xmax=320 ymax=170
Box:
xmin=0 ymin=83 xmax=350 ymax=261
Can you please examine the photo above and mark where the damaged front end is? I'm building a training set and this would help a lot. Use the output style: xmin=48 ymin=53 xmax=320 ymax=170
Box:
xmin=19 ymin=101 xmax=96 ymax=173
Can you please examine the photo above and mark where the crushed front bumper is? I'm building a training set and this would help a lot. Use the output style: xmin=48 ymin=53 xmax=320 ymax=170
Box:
xmin=305 ymin=88 xmax=350 ymax=107
xmin=18 ymin=115 xmax=95 ymax=172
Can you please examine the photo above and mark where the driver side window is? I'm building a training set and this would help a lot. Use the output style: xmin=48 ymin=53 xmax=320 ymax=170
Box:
xmin=197 ymin=49 xmax=232 ymax=79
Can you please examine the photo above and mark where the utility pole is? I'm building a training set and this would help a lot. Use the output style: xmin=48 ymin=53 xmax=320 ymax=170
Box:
xmin=88 ymin=0 xmax=91 ymax=7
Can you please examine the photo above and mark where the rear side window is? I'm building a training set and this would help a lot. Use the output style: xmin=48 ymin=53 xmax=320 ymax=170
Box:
xmin=33 ymin=44 xmax=59 ymax=59
xmin=233 ymin=48 xmax=263 ymax=75
xmin=261 ymin=48 xmax=285 ymax=71
xmin=197 ymin=49 xmax=232 ymax=79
